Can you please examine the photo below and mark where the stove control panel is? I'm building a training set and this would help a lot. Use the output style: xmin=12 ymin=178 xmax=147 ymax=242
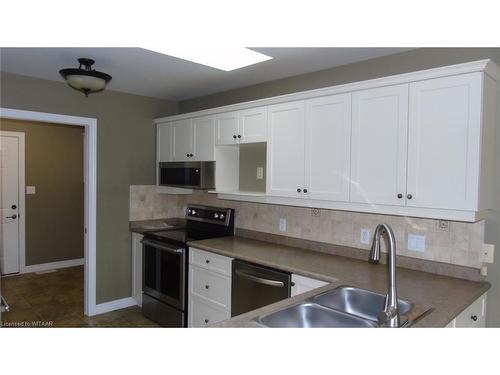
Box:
xmin=186 ymin=206 xmax=232 ymax=225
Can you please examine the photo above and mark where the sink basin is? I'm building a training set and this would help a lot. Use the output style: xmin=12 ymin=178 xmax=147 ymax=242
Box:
xmin=255 ymin=302 xmax=379 ymax=328
xmin=309 ymin=286 xmax=413 ymax=322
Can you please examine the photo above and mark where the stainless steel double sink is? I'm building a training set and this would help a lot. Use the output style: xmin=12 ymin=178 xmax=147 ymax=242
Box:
xmin=254 ymin=285 xmax=414 ymax=328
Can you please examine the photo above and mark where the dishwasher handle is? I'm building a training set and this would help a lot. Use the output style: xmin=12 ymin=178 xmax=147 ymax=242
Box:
xmin=234 ymin=269 xmax=285 ymax=287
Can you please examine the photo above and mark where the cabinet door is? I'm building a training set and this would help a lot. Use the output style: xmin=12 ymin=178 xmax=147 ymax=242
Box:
xmin=192 ymin=115 xmax=215 ymax=161
xmin=350 ymin=85 xmax=409 ymax=206
xmin=238 ymin=106 xmax=268 ymax=144
xmin=171 ymin=119 xmax=193 ymax=161
xmin=157 ymin=122 xmax=172 ymax=162
xmin=291 ymin=274 xmax=329 ymax=297
xmin=407 ymin=73 xmax=482 ymax=210
xmin=267 ymin=101 xmax=305 ymax=197
xmin=215 ymin=111 xmax=239 ymax=145
xmin=305 ymin=94 xmax=351 ymax=202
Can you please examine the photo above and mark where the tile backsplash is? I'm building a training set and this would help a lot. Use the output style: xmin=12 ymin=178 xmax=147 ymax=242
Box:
xmin=130 ymin=186 xmax=485 ymax=269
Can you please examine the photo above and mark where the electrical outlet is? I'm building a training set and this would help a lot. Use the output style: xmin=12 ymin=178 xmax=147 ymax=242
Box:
xmin=408 ymin=234 xmax=426 ymax=252
xmin=256 ymin=167 xmax=264 ymax=180
xmin=279 ymin=218 xmax=287 ymax=232
xmin=26 ymin=186 xmax=36 ymax=195
xmin=436 ymin=220 xmax=450 ymax=232
xmin=311 ymin=208 xmax=321 ymax=217
xmin=484 ymin=243 xmax=495 ymax=264
xmin=360 ymin=228 xmax=371 ymax=245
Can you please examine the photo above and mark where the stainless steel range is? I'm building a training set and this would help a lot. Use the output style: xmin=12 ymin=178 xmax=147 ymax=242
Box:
xmin=141 ymin=205 xmax=234 ymax=327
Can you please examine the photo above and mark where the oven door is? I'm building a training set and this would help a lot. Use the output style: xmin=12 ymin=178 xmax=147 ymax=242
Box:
xmin=142 ymin=239 xmax=186 ymax=310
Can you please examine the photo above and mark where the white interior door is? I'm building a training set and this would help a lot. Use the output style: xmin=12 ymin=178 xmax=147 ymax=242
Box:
xmin=1 ymin=134 xmax=21 ymax=275
xmin=192 ymin=115 xmax=215 ymax=161
xmin=350 ymin=84 xmax=409 ymax=206
xmin=171 ymin=119 xmax=193 ymax=161
xmin=304 ymin=94 xmax=352 ymax=202
xmin=267 ymin=101 xmax=305 ymax=198
xmin=215 ymin=111 xmax=239 ymax=145
xmin=407 ymin=73 xmax=482 ymax=210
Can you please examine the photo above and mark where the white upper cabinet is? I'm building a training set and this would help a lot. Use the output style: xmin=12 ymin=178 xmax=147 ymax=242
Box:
xmin=216 ymin=107 xmax=268 ymax=145
xmin=267 ymin=101 xmax=305 ymax=197
xmin=157 ymin=122 xmax=172 ymax=162
xmin=238 ymin=106 xmax=268 ymax=143
xmin=171 ymin=119 xmax=193 ymax=161
xmin=192 ymin=115 xmax=215 ymax=161
xmin=350 ymin=85 xmax=409 ymax=206
xmin=215 ymin=111 xmax=239 ymax=145
xmin=406 ymin=73 xmax=482 ymax=210
xmin=304 ymin=94 xmax=351 ymax=202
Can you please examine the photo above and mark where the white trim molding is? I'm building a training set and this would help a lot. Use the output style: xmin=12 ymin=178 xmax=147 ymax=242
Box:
xmin=0 ymin=107 xmax=98 ymax=317
xmin=94 ymin=297 xmax=137 ymax=315
xmin=155 ymin=59 xmax=500 ymax=123
xmin=23 ymin=258 xmax=84 ymax=274
xmin=0 ymin=130 xmax=26 ymax=275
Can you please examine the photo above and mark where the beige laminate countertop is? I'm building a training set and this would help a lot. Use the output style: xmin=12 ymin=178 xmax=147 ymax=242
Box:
xmin=186 ymin=236 xmax=490 ymax=328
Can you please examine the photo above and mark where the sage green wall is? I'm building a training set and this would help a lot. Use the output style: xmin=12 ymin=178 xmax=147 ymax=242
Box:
xmin=1 ymin=119 xmax=84 ymax=265
xmin=179 ymin=48 xmax=500 ymax=327
xmin=0 ymin=72 xmax=178 ymax=304
xmin=239 ymin=143 xmax=266 ymax=192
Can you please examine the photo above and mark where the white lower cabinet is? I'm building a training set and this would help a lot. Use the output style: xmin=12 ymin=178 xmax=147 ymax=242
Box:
xmin=188 ymin=248 xmax=233 ymax=327
xmin=131 ymin=232 xmax=143 ymax=307
xmin=446 ymin=293 xmax=487 ymax=328
xmin=291 ymin=274 xmax=329 ymax=297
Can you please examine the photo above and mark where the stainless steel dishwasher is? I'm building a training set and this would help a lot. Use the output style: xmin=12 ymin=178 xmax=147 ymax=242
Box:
xmin=231 ymin=259 xmax=291 ymax=317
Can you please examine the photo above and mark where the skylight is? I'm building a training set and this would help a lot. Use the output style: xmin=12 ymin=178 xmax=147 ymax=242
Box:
xmin=145 ymin=47 xmax=273 ymax=71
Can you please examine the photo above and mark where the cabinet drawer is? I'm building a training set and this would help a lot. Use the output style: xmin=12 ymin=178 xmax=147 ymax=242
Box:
xmin=189 ymin=265 xmax=231 ymax=309
xmin=455 ymin=294 xmax=486 ymax=328
xmin=189 ymin=247 xmax=232 ymax=276
xmin=189 ymin=295 xmax=230 ymax=328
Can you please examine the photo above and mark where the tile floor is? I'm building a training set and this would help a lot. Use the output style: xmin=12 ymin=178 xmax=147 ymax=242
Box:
xmin=1 ymin=266 xmax=159 ymax=328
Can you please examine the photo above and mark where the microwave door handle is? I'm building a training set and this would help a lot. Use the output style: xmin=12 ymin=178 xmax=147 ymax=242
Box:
xmin=141 ymin=239 xmax=183 ymax=254
xmin=234 ymin=269 xmax=285 ymax=287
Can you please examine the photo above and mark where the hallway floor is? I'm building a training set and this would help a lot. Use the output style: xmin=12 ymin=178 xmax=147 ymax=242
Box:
xmin=1 ymin=266 xmax=159 ymax=327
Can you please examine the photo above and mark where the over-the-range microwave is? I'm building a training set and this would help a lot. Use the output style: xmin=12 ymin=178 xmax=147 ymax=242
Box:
xmin=158 ymin=161 xmax=215 ymax=189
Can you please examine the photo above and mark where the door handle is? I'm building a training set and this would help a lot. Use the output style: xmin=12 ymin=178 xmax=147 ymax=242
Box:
xmin=6 ymin=214 xmax=17 ymax=219
xmin=0 ymin=295 xmax=10 ymax=313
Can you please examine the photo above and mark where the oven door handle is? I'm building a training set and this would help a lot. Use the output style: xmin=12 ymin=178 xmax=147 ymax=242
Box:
xmin=141 ymin=239 xmax=184 ymax=254
xmin=234 ymin=269 xmax=285 ymax=287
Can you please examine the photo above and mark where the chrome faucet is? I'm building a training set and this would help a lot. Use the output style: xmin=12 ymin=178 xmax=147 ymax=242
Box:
xmin=369 ymin=223 xmax=400 ymax=328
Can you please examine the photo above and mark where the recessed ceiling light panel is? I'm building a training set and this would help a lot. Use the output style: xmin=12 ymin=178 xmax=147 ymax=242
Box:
xmin=145 ymin=47 xmax=272 ymax=71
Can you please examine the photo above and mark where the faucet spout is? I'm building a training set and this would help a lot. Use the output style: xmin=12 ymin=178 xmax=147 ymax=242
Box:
xmin=369 ymin=223 xmax=400 ymax=328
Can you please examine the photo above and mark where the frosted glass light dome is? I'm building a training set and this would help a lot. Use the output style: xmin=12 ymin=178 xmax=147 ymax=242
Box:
xmin=59 ymin=58 xmax=112 ymax=97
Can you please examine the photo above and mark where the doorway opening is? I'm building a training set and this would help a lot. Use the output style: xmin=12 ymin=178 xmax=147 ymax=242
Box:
xmin=0 ymin=108 xmax=97 ymax=320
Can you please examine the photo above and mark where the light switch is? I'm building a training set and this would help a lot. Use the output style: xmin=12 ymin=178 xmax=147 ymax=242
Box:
xmin=361 ymin=228 xmax=371 ymax=245
xmin=26 ymin=186 xmax=36 ymax=195
xmin=408 ymin=234 xmax=425 ymax=252
xmin=279 ymin=218 xmax=287 ymax=232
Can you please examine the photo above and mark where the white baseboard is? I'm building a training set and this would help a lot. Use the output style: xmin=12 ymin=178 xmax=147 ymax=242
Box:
xmin=94 ymin=297 xmax=138 ymax=316
xmin=23 ymin=258 xmax=84 ymax=274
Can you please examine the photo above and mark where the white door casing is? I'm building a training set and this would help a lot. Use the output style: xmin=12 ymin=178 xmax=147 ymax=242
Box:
xmin=0 ymin=132 xmax=24 ymax=275
xmin=267 ymin=101 xmax=306 ymax=198
xmin=350 ymin=84 xmax=409 ymax=206
xmin=304 ymin=94 xmax=351 ymax=202
xmin=407 ymin=73 xmax=482 ymax=210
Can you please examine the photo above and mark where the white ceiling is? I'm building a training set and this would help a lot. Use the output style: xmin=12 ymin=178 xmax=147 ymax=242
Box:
xmin=0 ymin=47 xmax=412 ymax=101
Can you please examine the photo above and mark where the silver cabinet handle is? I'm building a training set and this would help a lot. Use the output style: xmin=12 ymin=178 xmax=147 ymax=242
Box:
xmin=235 ymin=269 xmax=285 ymax=287
xmin=0 ymin=295 xmax=10 ymax=313
xmin=5 ymin=214 xmax=17 ymax=219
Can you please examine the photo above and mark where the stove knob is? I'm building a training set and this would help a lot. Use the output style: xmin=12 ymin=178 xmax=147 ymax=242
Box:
xmin=187 ymin=209 xmax=192 ymax=215
xmin=214 ymin=213 xmax=219 ymax=219
xmin=220 ymin=214 xmax=225 ymax=220
xmin=191 ymin=210 xmax=196 ymax=215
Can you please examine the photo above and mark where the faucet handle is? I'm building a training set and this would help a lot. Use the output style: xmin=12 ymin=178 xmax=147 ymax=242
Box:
xmin=378 ymin=306 xmax=397 ymax=323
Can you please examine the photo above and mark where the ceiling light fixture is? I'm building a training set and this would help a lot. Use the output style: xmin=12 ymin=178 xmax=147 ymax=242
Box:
xmin=145 ymin=47 xmax=273 ymax=71
xmin=59 ymin=58 xmax=112 ymax=97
